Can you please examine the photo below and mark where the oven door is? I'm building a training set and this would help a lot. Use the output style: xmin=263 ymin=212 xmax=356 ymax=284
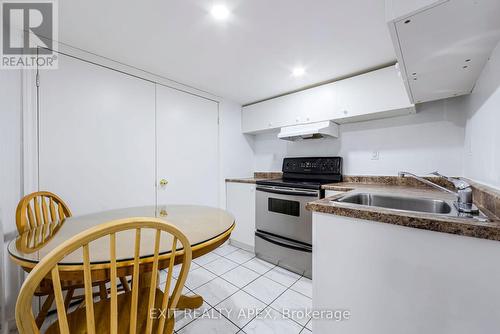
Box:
xmin=255 ymin=185 xmax=318 ymax=245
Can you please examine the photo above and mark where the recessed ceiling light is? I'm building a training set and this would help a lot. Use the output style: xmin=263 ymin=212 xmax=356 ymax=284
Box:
xmin=292 ymin=67 xmax=306 ymax=77
xmin=211 ymin=4 xmax=230 ymax=20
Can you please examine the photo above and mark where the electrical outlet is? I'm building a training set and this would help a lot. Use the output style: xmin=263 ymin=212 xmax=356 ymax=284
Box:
xmin=371 ymin=150 xmax=380 ymax=160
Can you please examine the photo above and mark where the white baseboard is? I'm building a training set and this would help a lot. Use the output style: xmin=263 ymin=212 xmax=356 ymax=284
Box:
xmin=229 ymin=239 xmax=254 ymax=253
xmin=1 ymin=318 xmax=17 ymax=334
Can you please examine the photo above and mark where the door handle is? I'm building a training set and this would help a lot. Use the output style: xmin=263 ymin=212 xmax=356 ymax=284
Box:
xmin=159 ymin=179 xmax=169 ymax=186
xmin=255 ymin=231 xmax=312 ymax=252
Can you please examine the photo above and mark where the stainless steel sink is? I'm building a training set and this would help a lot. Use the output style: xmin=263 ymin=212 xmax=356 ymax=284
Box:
xmin=334 ymin=193 xmax=453 ymax=214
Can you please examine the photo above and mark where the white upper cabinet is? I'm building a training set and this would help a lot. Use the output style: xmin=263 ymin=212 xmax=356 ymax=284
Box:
xmin=241 ymin=65 xmax=415 ymax=134
xmin=334 ymin=66 xmax=416 ymax=123
xmin=386 ymin=0 xmax=500 ymax=104
xmin=241 ymin=82 xmax=340 ymax=133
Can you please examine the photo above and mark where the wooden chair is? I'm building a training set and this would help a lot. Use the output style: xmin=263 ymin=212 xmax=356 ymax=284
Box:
xmin=15 ymin=191 xmax=72 ymax=234
xmin=16 ymin=217 xmax=192 ymax=334
xmin=15 ymin=191 xmax=129 ymax=327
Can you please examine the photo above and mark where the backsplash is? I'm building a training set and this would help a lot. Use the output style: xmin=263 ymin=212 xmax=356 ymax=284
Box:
xmin=468 ymin=180 xmax=500 ymax=219
xmin=253 ymin=172 xmax=283 ymax=179
xmin=342 ymin=175 xmax=455 ymax=190
xmin=253 ymin=98 xmax=467 ymax=176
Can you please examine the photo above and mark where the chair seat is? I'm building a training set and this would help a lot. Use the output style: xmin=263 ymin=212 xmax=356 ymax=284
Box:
xmin=45 ymin=287 xmax=173 ymax=334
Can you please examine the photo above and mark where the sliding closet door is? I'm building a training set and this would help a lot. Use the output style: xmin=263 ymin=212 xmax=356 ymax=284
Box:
xmin=38 ymin=54 xmax=156 ymax=215
xmin=156 ymin=85 xmax=219 ymax=207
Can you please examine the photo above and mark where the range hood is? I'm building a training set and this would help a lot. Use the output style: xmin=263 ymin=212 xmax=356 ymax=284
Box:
xmin=278 ymin=120 xmax=339 ymax=141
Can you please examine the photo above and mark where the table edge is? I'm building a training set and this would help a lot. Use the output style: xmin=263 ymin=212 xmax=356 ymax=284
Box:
xmin=9 ymin=222 xmax=235 ymax=272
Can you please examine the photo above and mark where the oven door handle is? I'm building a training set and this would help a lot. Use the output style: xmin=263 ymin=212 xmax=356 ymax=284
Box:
xmin=255 ymin=231 xmax=312 ymax=253
xmin=256 ymin=186 xmax=319 ymax=197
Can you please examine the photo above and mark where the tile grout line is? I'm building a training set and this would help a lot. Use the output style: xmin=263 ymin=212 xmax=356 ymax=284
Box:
xmin=174 ymin=249 xmax=261 ymax=332
xmin=288 ymin=281 xmax=313 ymax=300
xmin=190 ymin=253 xmax=270 ymax=331
xmin=177 ymin=250 xmax=274 ymax=332
xmin=302 ymin=318 xmax=312 ymax=333
xmin=240 ymin=272 xmax=305 ymax=332
xmin=213 ymin=249 xmax=306 ymax=332
xmin=223 ymin=251 xmax=308 ymax=332
xmin=175 ymin=245 xmax=311 ymax=333
xmin=210 ymin=259 xmax=278 ymax=331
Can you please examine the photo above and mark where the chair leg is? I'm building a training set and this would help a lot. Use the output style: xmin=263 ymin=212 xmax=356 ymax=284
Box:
xmin=165 ymin=316 xmax=175 ymax=334
xmin=35 ymin=293 xmax=55 ymax=328
xmin=64 ymin=287 xmax=75 ymax=309
xmin=138 ymin=271 xmax=156 ymax=288
xmin=176 ymin=294 xmax=204 ymax=310
xmin=119 ymin=276 xmax=131 ymax=292
xmin=98 ymin=282 xmax=108 ymax=301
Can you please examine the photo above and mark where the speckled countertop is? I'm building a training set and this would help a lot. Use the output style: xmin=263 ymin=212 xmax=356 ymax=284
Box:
xmin=307 ymin=181 xmax=500 ymax=242
xmin=225 ymin=173 xmax=500 ymax=241
xmin=224 ymin=177 xmax=265 ymax=184
xmin=225 ymin=172 xmax=282 ymax=184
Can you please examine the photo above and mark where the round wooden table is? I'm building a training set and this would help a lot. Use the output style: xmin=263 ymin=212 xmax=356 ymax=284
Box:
xmin=9 ymin=205 xmax=235 ymax=317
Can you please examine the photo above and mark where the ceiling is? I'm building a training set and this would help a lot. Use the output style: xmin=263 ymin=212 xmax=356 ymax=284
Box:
xmin=58 ymin=0 xmax=397 ymax=104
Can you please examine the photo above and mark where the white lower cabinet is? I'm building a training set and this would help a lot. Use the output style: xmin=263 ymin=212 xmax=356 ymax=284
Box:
xmin=313 ymin=212 xmax=500 ymax=333
xmin=226 ymin=182 xmax=256 ymax=249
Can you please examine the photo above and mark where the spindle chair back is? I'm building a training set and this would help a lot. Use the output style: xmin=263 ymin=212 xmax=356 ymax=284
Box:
xmin=16 ymin=217 xmax=191 ymax=334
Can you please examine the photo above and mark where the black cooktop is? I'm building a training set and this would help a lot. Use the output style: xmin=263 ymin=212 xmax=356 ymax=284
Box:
xmin=256 ymin=157 xmax=343 ymax=190
xmin=256 ymin=178 xmax=333 ymax=190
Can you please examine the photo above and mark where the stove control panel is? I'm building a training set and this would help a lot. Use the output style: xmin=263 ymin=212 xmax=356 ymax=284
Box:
xmin=282 ymin=157 xmax=342 ymax=175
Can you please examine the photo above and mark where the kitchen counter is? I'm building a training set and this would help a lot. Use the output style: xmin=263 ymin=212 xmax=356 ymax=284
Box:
xmin=225 ymin=177 xmax=264 ymax=184
xmin=312 ymin=181 xmax=500 ymax=334
xmin=307 ymin=180 xmax=500 ymax=241
xmin=225 ymin=171 xmax=282 ymax=184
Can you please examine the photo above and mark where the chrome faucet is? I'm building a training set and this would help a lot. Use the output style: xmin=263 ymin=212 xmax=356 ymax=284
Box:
xmin=398 ymin=171 xmax=478 ymax=214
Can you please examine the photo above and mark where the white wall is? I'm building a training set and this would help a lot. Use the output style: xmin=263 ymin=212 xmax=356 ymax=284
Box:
xmin=253 ymin=98 xmax=467 ymax=176
xmin=0 ymin=70 xmax=22 ymax=234
xmin=0 ymin=67 xmax=253 ymax=328
xmin=219 ymin=99 xmax=255 ymax=207
xmin=0 ymin=69 xmax=23 ymax=327
xmin=463 ymin=42 xmax=500 ymax=189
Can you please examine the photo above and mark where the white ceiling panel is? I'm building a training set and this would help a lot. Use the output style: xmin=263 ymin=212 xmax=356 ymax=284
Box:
xmin=57 ymin=0 xmax=396 ymax=104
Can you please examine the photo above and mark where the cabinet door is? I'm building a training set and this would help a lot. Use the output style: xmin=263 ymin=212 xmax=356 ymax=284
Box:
xmin=156 ymin=85 xmax=219 ymax=206
xmin=39 ymin=54 xmax=156 ymax=215
xmin=241 ymin=100 xmax=280 ymax=133
xmin=241 ymin=66 xmax=415 ymax=132
xmin=241 ymin=83 xmax=340 ymax=133
xmin=335 ymin=66 xmax=413 ymax=122
xmin=226 ymin=182 xmax=256 ymax=248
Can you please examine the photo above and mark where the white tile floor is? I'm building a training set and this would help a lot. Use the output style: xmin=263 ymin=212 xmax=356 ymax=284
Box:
xmin=161 ymin=243 xmax=313 ymax=334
